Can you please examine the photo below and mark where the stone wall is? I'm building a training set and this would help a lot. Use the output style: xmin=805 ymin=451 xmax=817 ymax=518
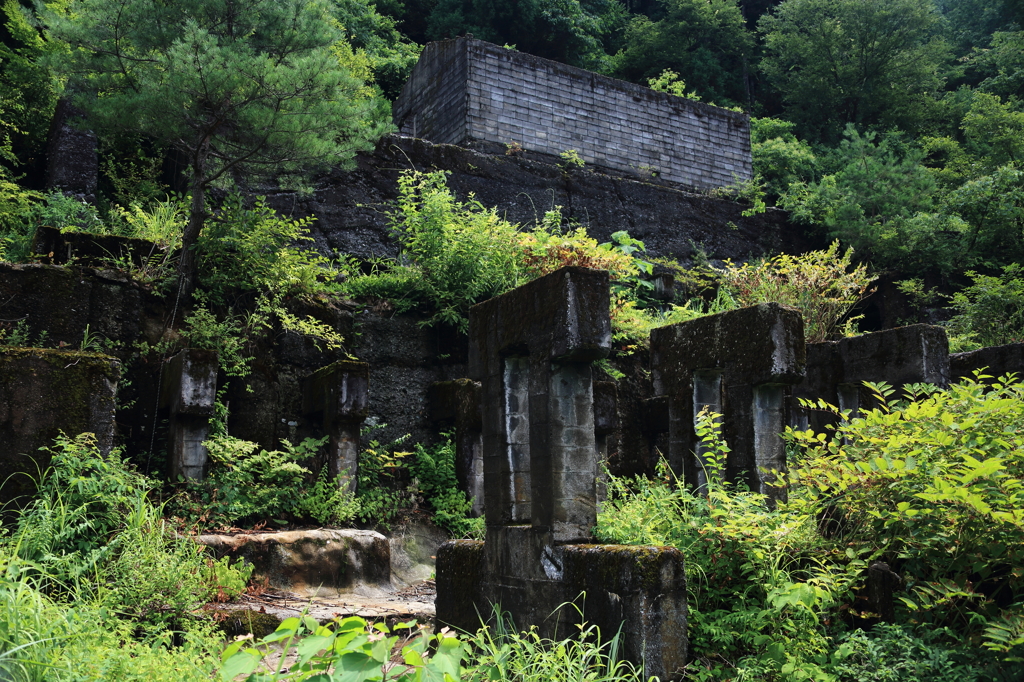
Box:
xmin=266 ymin=136 xmax=811 ymax=267
xmin=393 ymin=38 xmax=752 ymax=192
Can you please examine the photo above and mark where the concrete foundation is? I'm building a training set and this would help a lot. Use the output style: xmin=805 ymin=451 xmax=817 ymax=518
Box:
xmin=160 ymin=349 xmax=218 ymax=480
xmin=302 ymin=360 xmax=370 ymax=494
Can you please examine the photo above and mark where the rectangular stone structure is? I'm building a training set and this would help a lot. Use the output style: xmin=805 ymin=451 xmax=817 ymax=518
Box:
xmin=795 ymin=325 xmax=949 ymax=432
xmin=429 ymin=379 xmax=485 ymax=517
xmin=950 ymin=342 xmax=1024 ymax=384
xmin=470 ymin=266 xmax=611 ymax=541
xmin=160 ymin=349 xmax=218 ymax=480
xmin=302 ymin=360 xmax=369 ymax=495
xmin=393 ymin=37 xmax=753 ymax=192
xmin=0 ymin=348 xmax=119 ymax=505
xmin=650 ymin=303 xmax=805 ymax=499
xmin=437 ymin=267 xmax=689 ymax=680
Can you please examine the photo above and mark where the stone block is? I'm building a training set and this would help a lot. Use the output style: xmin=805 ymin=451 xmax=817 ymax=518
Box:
xmin=795 ymin=325 xmax=949 ymax=428
xmin=197 ymin=529 xmax=391 ymax=598
xmin=562 ymin=545 xmax=688 ymax=680
xmin=0 ymin=348 xmax=119 ymax=505
xmin=950 ymin=342 xmax=1024 ymax=383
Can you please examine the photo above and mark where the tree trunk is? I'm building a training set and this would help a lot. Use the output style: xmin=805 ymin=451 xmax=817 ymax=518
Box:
xmin=177 ymin=151 xmax=208 ymax=301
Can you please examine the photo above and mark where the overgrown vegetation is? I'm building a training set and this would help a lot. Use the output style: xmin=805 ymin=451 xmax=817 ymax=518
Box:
xmin=599 ymin=375 xmax=1024 ymax=681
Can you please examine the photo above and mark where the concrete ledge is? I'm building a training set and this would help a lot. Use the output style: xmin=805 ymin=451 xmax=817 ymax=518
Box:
xmin=951 ymin=342 xmax=1024 ymax=383
xmin=197 ymin=529 xmax=391 ymax=597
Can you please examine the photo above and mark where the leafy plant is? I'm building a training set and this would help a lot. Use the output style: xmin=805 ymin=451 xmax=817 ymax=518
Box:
xmin=219 ymin=614 xmax=467 ymax=681
xmin=785 ymin=376 xmax=1024 ymax=651
xmin=559 ymin=148 xmax=586 ymax=169
xmin=296 ymin=466 xmax=361 ymax=527
xmin=466 ymin=606 xmax=645 ymax=682
xmin=342 ymin=170 xmax=526 ymax=331
xmin=945 ymin=264 xmax=1024 ymax=350
xmin=719 ymin=241 xmax=875 ymax=342
xmin=408 ymin=436 xmax=483 ymax=539
xmin=200 ymin=431 xmax=329 ymax=527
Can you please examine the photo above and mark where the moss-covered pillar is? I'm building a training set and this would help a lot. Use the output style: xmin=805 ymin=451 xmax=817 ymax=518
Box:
xmin=0 ymin=348 xmax=119 ymax=505
xmin=161 ymin=349 xmax=218 ymax=480
xmin=302 ymin=360 xmax=369 ymax=495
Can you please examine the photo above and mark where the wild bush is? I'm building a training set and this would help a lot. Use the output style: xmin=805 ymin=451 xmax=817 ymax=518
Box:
xmin=786 ymin=377 xmax=1024 ymax=651
xmin=719 ymin=241 xmax=875 ymax=342
xmin=5 ymin=433 xmax=249 ymax=632
xmin=945 ymin=264 xmax=1024 ymax=350
xmin=342 ymin=169 xmax=526 ymax=331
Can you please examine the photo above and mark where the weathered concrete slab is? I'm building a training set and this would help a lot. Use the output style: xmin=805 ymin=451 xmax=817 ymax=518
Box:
xmin=197 ymin=529 xmax=391 ymax=598
xmin=0 ymin=348 xmax=119 ymax=505
xmin=950 ymin=342 xmax=1024 ymax=384
xmin=796 ymin=325 xmax=949 ymax=431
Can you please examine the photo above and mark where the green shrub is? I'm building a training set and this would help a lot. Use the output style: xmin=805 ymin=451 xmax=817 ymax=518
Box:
xmin=408 ymin=436 xmax=484 ymax=539
xmin=786 ymin=377 xmax=1024 ymax=650
xmin=828 ymin=624 xmax=981 ymax=682
xmin=720 ymin=241 xmax=875 ymax=342
xmin=946 ymin=264 xmax=1024 ymax=351
xmin=343 ymin=170 xmax=526 ymax=331
xmin=5 ymin=433 xmax=243 ymax=635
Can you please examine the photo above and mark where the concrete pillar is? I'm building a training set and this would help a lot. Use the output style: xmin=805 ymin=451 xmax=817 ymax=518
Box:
xmin=650 ymin=303 xmax=805 ymax=501
xmin=302 ymin=360 xmax=369 ymax=495
xmin=160 ymin=349 xmax=218 ymax=481
xmin=437 ymin=267 xmax=689 ymax=680
xmin=428 ymin=379 xmax=484 ymax=517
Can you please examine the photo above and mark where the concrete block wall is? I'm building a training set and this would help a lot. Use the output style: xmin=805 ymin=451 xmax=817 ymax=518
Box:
xmin=394 ymin=38 xmax=753 ymax=192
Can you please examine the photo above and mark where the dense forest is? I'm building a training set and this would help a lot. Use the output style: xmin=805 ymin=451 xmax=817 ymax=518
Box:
xmin=2 ymin=0 xmax=1023 ymax=342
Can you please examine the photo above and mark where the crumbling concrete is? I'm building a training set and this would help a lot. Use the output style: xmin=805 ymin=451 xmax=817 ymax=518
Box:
xmin=0 ymin=348 xmax=120 ymax=505
xmin=650 ymin=303 xmax=805 ymax=499
xmin=198 ymin=529 xmax=392 ymax=598
xmin=950 ymin=342 xmax=1024 ymax=384
xmin=302 ymin=360 xmax=370 ymax=494
xmin=160 ymin=349 xmax=218 ymax=480
xmin=795 ymin=325 xmax=949 ymax=432
xmin=436 ymin=267 xmax=688 ymax=680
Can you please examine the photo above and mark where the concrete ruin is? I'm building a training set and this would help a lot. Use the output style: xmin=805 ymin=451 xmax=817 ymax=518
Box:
xmin=650 ymin=303 xmax=805 ymax=500
xmin=394 ymin=38 xmax=752 ymax=191
xmin=794 ymin=325 xmax=949 ymax=432
xmin=161 ymin=349 xmax=218 ymax=480
xmin=0 ymin=348 xmax=120 ymax=505
xmin=428 ymin=379 xmax=485 ymax=516
xmin=951 ymin=342 xmax=1024 ymax=384
xmin=436 ymin=267 xmax=688 ymax=680
xmin=301 ymin=360 xmax=370 ymax=493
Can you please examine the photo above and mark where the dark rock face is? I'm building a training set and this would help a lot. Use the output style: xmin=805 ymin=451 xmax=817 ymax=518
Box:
xmin=951 ymin=343 xmax=1024 ymax=384
xmin=650 ymin=303 xmax=805 ymax=499
xmin=0 ymin=348 xmax=120 ymax=505
xmin=264 ymin=135 xmax=812 ymax=265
